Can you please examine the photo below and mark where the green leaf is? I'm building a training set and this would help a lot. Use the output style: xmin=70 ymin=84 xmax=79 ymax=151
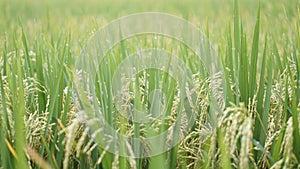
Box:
xmin=249 ymin=2 xmax=260 ymax=100
xmin=233 ymin=0 xmax=240 ymax=105
xmin=239 ymin=28 xmax=248 ymax=105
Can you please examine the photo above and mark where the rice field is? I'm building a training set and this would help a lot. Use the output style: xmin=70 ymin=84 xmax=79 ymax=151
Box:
xmin=0 ymin=0 xmax=299 ymax=168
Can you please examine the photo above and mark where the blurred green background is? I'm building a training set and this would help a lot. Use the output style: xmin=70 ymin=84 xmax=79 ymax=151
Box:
xmin=0 ymin=0 xmax=298 ymax=36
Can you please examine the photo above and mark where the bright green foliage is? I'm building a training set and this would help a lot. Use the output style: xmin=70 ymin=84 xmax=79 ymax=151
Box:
xmin=0 ymin=0 xmax=299 ymax=168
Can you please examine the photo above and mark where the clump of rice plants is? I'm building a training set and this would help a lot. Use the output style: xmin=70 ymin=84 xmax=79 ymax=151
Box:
xmin=0 ymin=0 xmax=299 ymax=168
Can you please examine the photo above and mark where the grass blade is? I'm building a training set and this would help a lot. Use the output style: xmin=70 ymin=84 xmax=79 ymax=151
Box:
xmin=249 ymin=2 xmax=260 ymax=100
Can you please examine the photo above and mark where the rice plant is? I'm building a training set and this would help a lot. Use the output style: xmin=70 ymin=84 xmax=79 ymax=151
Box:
xmin=0 ymin=0 xmax=299 ymax=168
